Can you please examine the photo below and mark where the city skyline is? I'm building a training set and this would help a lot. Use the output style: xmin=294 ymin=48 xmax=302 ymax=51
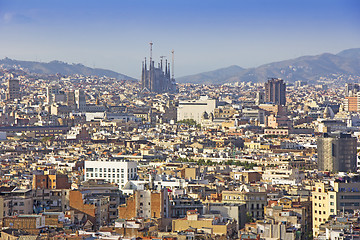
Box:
xmin=0 ymin=0 xmax=359 ymax=78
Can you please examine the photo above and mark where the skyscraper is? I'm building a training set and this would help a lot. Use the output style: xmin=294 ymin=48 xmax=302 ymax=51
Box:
xmin=265 ymin=78 xmax=286 ymax=105
xmin=141 ymin=43 xmax=176 ymax=93
xmin=6 ymin=78 xmax=21 ymax=101
xmin=317 ymin=132 xmax=357 ymax=172
xmin=75 ymin=89 xmax=86 ymax=111
xmin=46 ymin=84 xmax=60 ymax=104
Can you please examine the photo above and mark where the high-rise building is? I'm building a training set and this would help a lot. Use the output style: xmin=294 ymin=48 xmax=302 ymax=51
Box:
xmin=141 ymin=43 xmax=176 ymax=93
xmin=317 ymin=132 xmax=357 ymax=172
xmin=75 ymin=89 xmax=86 ymax=111
xmin=265 ymin=78 xmax=286 ymax=105
xmin=255 ymin=91 xmax=265 ymax=105
xmin=66 ymin=90 xmax=76 ymax=108
xmin=6 ymin=78 xmax=20 ymax=101
xmin=345 ymin=83 xmax=360 ymax=97
xmin=46 ymin=84 xmax=60 ymax=104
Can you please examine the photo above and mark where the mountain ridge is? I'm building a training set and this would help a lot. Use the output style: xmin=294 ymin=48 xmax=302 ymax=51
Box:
xmin=0 ymin=57 xmax=136 ymax=81
xmin=177 ymin=48 xmax=360 ymax=84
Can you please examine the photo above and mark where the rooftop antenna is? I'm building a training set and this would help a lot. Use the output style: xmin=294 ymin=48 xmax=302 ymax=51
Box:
xmin=171 ymin=49 xmax=174 ymax=79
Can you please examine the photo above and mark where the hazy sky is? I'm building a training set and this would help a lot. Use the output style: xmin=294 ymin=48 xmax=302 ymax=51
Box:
xmin=0 ymin=0 xmax=359 ymax=78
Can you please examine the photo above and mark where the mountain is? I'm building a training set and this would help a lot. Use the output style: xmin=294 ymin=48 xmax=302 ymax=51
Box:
xmin=177 ymin=48 xmax=360 ymax=84
xmin=0 ymin=58 xmax=136 ymax=81
xmin=177 ymin=65 xmax=245 ymax=85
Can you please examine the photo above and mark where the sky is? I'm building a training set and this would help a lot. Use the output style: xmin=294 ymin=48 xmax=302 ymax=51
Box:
xmin=0 ymin=0 xmax=359 ymax=79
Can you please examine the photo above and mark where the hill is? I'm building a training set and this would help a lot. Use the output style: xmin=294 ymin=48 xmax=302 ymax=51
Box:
xmin=0 ymin=58 xmax=136 ymax=81
xmin=177 ymin=48 xmax=360 ymax=84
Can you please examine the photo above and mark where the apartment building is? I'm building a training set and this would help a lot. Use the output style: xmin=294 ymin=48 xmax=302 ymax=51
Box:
xmin=84 ymin=160 xmax=137 ymax=189
xmin=312 ymin=180 xmax=360 ymax=237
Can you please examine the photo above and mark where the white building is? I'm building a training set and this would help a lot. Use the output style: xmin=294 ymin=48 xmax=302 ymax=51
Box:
xmin=84 ymin=160 xmax=137 ymax=189
xmin=262 ymin=165 xmax=304 ymax=185
xmin=177 ymin=96 xmax=217 ymax=123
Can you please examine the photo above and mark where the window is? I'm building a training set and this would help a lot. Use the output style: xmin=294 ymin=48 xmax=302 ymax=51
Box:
xmin=330 ymin=209 xmax=334 ymax=213
xmin=99 ymin=174 xmax=102 ymax=177
xmin=99 ymin=168 xmax=102 ymax=172
xmin=104 ymin=168 xmax=106 ymax=172
xmin=121 ymin=169 xmax=124 ymax=173
xmin=86 ymin=168 xmax=94 ymax=172
xmin=330 ymin=202 xmax=334 ymax=206
xmin=330 ymin=195 xmax=334 ymax=199
xmin=117 ymin=169 xmax=120 ymax=173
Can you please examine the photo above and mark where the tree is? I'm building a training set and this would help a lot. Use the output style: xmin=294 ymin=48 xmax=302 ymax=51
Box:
xmin=246 ymin=212 xmax=255 ymax=223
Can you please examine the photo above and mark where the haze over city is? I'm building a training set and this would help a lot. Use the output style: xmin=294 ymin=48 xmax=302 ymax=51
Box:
xmin=0 ymin=0 xmax=359 ymax=78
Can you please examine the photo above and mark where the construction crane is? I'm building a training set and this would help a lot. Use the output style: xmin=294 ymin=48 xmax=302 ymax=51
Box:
xmin=171 ymin=50 xmax=175 ymax=79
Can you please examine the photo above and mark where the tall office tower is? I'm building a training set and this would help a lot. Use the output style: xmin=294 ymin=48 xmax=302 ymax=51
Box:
xmin=255 ymin=91 xmax=265 ymax=105
xmin=75 ymin=89 xmax=86 ymax=111
xmin=141 ymin=43 xmax=176 ymax=93
xmin=317 ymin=132 xmax=357 ymax=172
xmin=46 ymin=84 xmax=60 ymax=104
xmin=6 ymin=78 xmax=21 ymax=101
xmin=265 ymin=78 xmax=286 ymax=105
xmin=66 ymin=90 xmax=76 ymax=108
xmin=345 ymin=83 xmax=360 ymax=97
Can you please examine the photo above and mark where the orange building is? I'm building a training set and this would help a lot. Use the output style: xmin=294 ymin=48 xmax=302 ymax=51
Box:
xmin=118 ymin=189 xmax=169 ymax=220
xmin=344 ymin=96 xmax=360 ymax=112
xmin=32 ymin=174 xmax=71 ymax=189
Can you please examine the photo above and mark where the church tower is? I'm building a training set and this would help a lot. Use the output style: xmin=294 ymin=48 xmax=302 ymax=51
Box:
xmin=141 ymin=43 xmax=176 ymax=93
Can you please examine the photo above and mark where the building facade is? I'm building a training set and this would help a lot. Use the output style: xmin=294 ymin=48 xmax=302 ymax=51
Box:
xmin=312 ymin=181 xmax=360 ymax=237
xmin=177 ymin=96 xmax=217 ymax=124
xmin=265 ymin=78 xmax=286 ymax=106
xmin=317 ymin=132 xmax=357 ymax=172
xmin=84 ymin=160 xmax=138 ymax=189
xmin=6 ymin=78 xmax=20 ymax=101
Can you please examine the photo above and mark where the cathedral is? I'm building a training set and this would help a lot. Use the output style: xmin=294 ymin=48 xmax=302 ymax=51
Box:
xmin=141 ymin=51 xmax=176 ymax=94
